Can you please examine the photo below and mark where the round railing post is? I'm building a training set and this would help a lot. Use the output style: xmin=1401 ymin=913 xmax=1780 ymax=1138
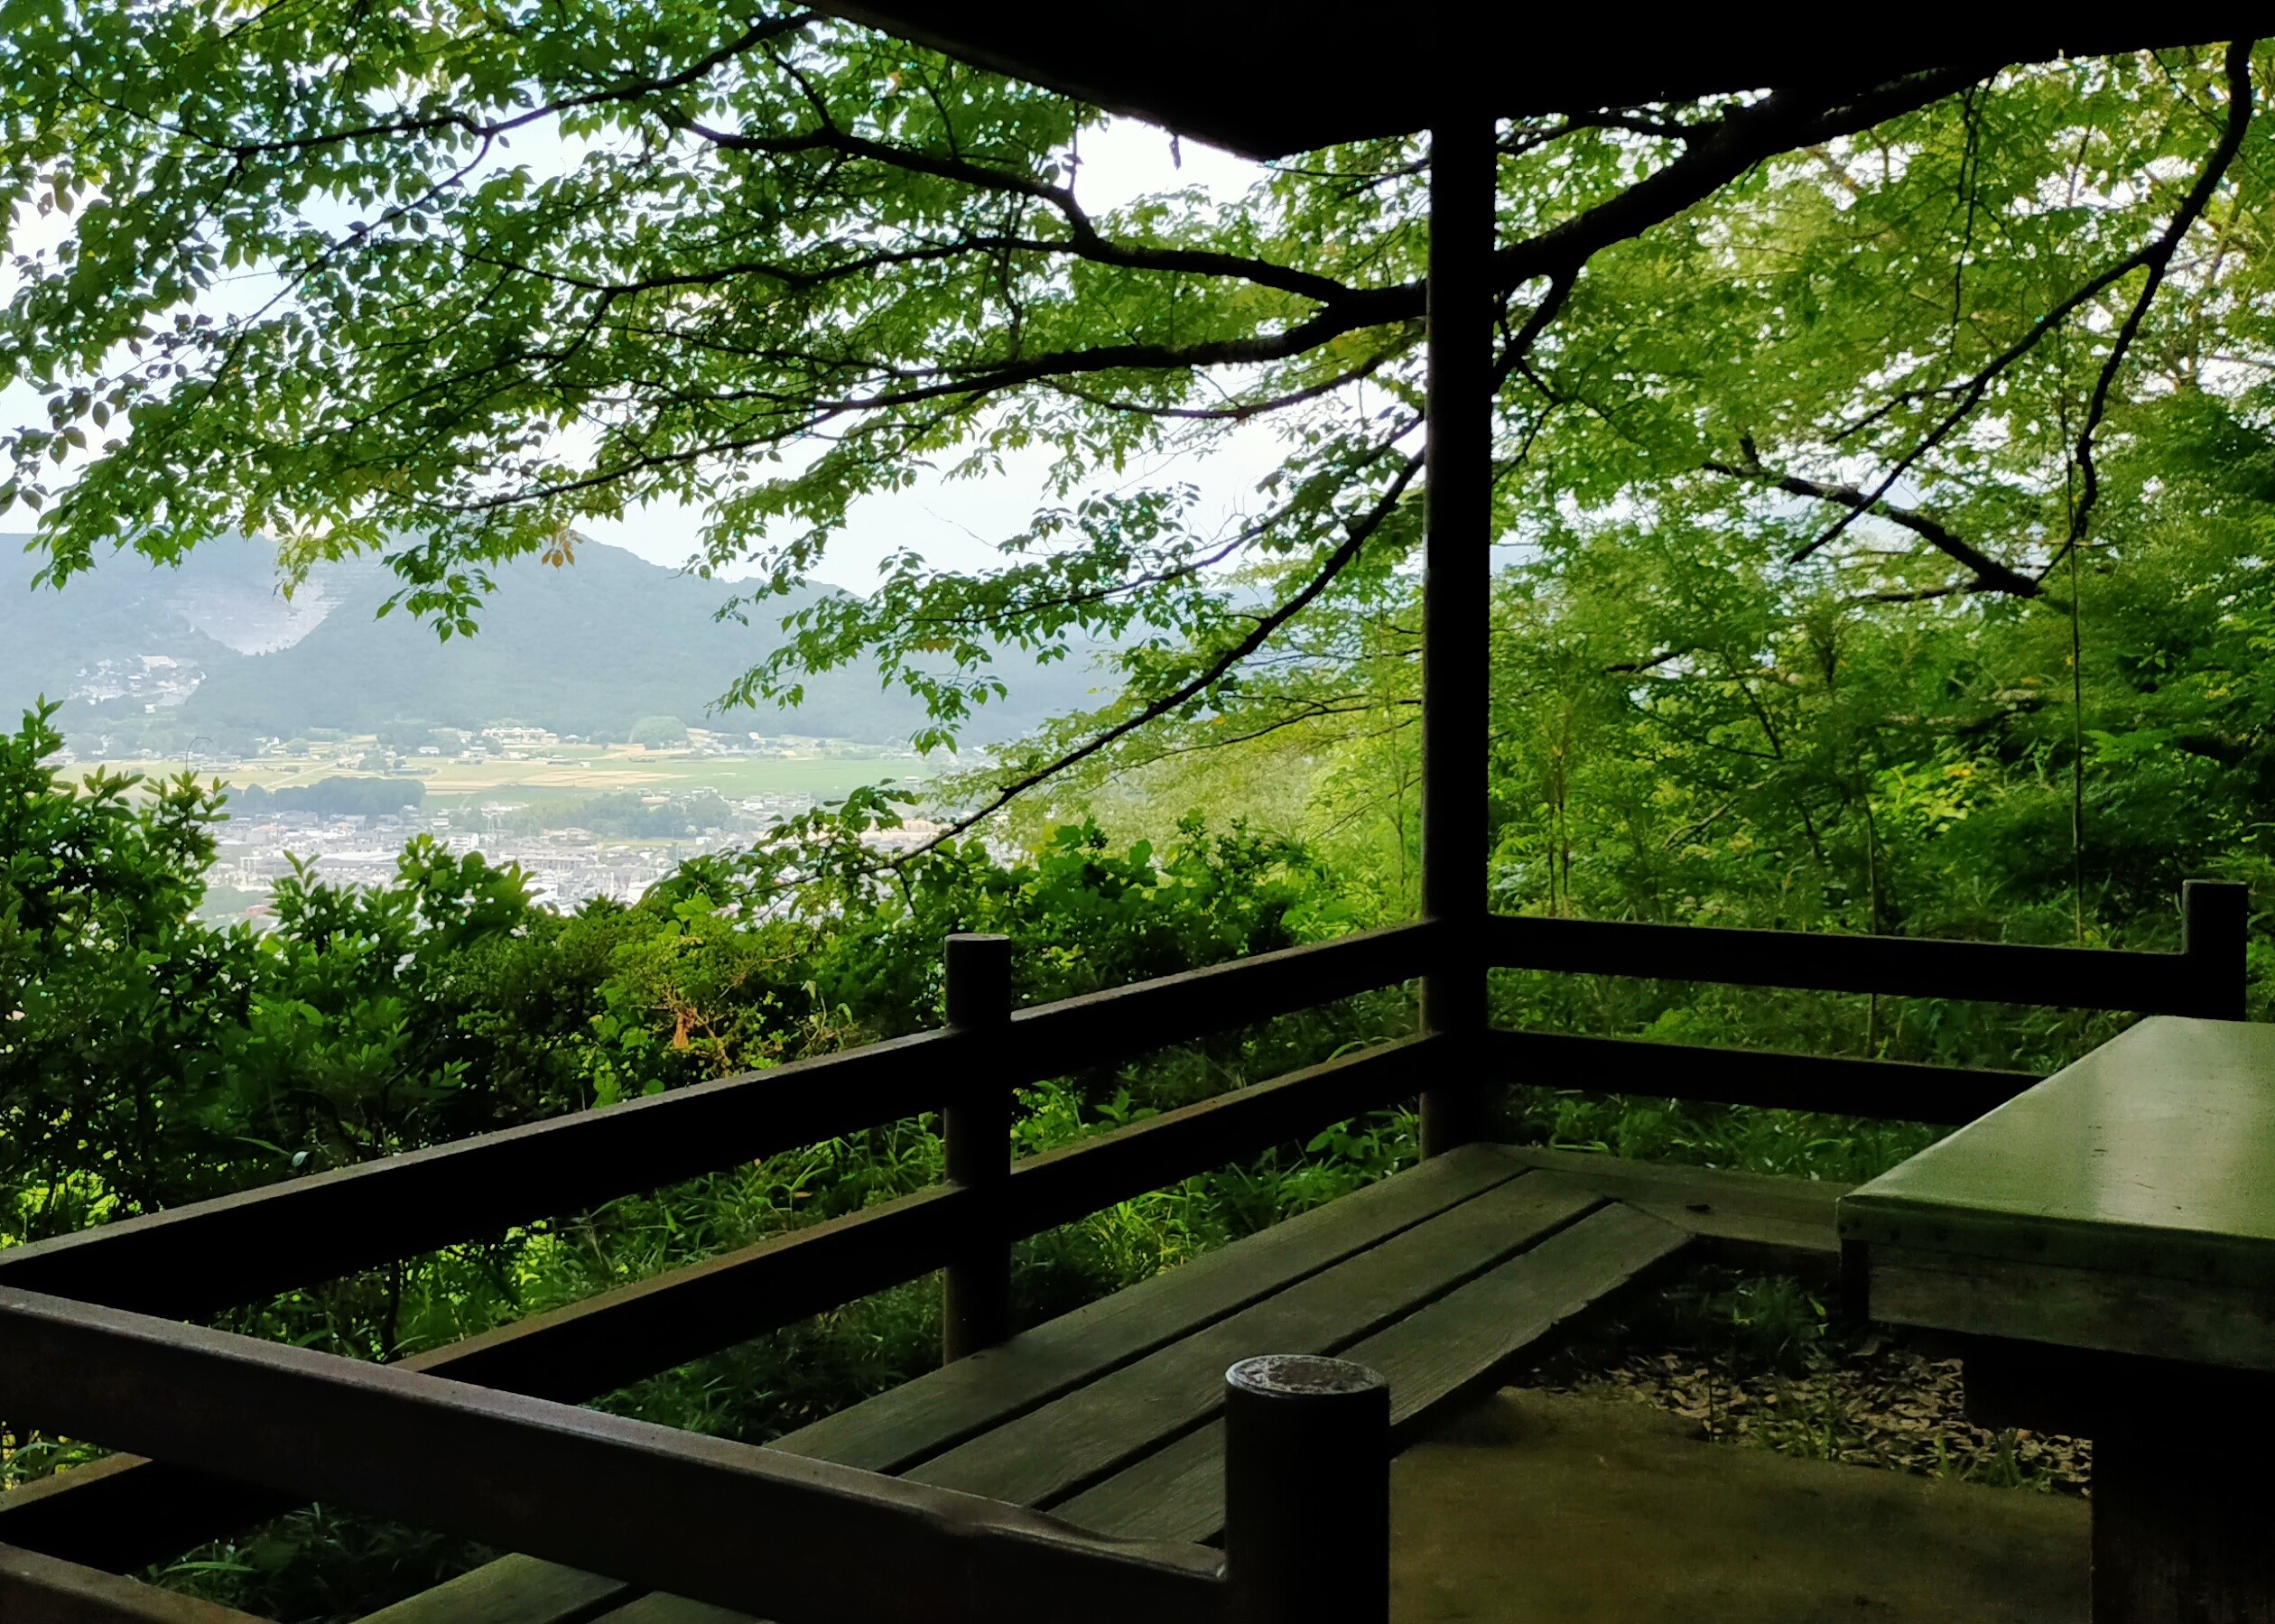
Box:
xmin=942 ymin=933 xmax=1013 ymax=1361
xmin=1222 ymin=1354 xmax=1390 ymax=1624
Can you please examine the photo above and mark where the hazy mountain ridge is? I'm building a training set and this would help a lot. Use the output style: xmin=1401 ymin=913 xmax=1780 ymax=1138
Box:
xmin=2 ymin=534 xmax=1106 ymax=747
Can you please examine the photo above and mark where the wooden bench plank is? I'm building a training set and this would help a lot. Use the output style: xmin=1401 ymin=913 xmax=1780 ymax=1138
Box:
xmin=355 ymin=1555 xmax=636 ymax=1624
xmin=774 ymin=1142 xmax=1534 ymax=1474
xmin=1051 ymin=1424 xmax=1229 ymax=1546
xmin=1053 ymin=1202 xmax=1691 ymax=1543
xmin=906 ymin=1173 xmax=1601 ymax=1508
xmin=0 ymin=1540 xmax=277 ymax=1624
xmin=1355 ymin=1201 xmax=1691 ymax=1430
xmin=352 ymin=1147 xmax=1848 ymax=1624
xmin=585 ymin=1596 xmax=748 ymax=1624
xmin=355 ymin=1145 xmax=1529 ymax=1624
xmin=1500 ymin=1146 xmax=1849 ymax=1260
xmin=579 ymin=1171 xmax=1605 ymax=1624
xmin=375 ymin=1151 xmax=1764 ymax=1624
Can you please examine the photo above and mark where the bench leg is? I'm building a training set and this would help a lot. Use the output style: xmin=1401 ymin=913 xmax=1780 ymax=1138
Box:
xmin=2094 ymin=1422 xmax=2275 ymax=1623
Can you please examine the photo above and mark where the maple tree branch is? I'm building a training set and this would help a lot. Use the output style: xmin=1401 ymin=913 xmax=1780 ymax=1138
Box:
xmin=1705 ymin=450 xmax=2041 ymax=598
xmin=136 ymin=14 xmax=820 ymax=157
xmin=885 ymin=449 xmax=1426 ymax=863
xmin=1797 ymin=40 xmax=2255 ymax=566
xmin=665 ymin=108 xmax=1356 ymax=306
xmin=2044 ymin=38 xmax=2256 ymax=579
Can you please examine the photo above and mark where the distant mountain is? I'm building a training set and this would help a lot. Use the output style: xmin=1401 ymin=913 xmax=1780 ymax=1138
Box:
xmin=1 ymin=534 xmax=1111 ymax=747
xmin=0 ymin=534 xmax=309 ymax=717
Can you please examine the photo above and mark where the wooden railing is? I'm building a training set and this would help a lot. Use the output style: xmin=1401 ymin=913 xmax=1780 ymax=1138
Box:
xmin=0 ymin=921 xmax=1438 ymax=1598
xmin=0 ymin=920 xmax=1432 ymax=1321
xmin=1481 ymin=878 xmax=2249 ymax=1126
xmin=1488 ymin=884 xmax=2247 ymax=1012
xmin=0 ymin=883 xmax=2248 ymax=1621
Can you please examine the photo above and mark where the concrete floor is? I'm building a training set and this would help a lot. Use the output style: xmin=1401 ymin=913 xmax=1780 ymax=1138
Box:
xmin=1392 ymin=1390 xmax=2088 ymax=1624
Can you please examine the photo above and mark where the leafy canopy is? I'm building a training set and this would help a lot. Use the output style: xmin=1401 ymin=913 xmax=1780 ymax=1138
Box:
xmin=1 ymin=11 xmax=2269 ymax=837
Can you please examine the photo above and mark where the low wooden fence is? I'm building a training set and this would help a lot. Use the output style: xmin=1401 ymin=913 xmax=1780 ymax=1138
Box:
xmin=0 ymin=883 xmax=2247 ymax=1622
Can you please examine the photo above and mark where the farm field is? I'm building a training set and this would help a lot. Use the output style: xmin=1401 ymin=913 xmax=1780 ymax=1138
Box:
xmin=94 ymin=742 xmax=933 ymax=811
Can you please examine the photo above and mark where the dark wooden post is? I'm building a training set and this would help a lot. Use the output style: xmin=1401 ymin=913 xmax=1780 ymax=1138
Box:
xmin=1965 ymin=1343 xmax=2275 ymax=1624
xmin=2093 ymin=1418 xmax=2275 ymax=1624
xmin=2181 ymin=879 xmax=2250 ymax=1021
xmin=942 ymin=932 xmax=1012 ymax=1361
xmin=1417 ymin=99 xmax=1497 ymax=1157
xmin=1222 ymin=1354 xmax=1390 ymax=1624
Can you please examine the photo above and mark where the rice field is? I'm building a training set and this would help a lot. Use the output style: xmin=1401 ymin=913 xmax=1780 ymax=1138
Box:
xmin=92 ymin=742 xmax=936 ymax=810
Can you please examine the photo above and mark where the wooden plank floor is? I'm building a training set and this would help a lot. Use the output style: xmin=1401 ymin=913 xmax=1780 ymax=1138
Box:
xmin=358 ymin=1146 xmax=1845 ymax=1624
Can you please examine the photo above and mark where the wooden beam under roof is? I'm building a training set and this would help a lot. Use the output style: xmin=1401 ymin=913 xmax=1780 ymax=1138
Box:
xmin=809 ymin=7 xmax=2261 ymax=158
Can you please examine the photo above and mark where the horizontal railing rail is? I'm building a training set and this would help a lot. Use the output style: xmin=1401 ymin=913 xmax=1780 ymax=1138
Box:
xmin=1485 ymin=1030 xmax=2039 ymax=1127
xmin=1007 ymin=1034 xmax=1436 ymax=1237
xmin=0 ymin=921 xmax=1439 ymax=1320
xmin=0 ymin=1182 xmax=984 ymax=1571
xmin=1002 ymin=921 xmax=1428 ymax=1068
xmin=0 ymin=1027 xmax=960 ymax=1322
xmin=1484 ymin=879 xmax=2246 ymax=1019
xmin=1474 ymin=881 xmax=2245 ymax=1125
xmin=0 ymin=1286 xmax=1230 ymax=1624
xmin=0 ymin=928 xmax=1439 ymax=1591
xmin=2 ymin=889 xmax=2233 ymax=1321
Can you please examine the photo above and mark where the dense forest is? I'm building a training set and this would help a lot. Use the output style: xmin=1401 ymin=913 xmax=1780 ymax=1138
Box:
xmin=5 ymin=8 xmax=2275 ymax=1618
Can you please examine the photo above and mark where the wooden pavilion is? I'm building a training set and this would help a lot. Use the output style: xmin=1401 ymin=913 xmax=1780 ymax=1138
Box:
xmin=1 ymin=14 xmax=2268 ymax=1624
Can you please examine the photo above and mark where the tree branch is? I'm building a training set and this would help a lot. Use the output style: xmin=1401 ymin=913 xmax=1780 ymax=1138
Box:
xmin=1797 ymin=40 xmax=2256 ymax=565
xmin=885 ymin=448 xmax=1426 ymax=863
xmin=664 ymin=108 xmax=1357 ymax=306
xmin=176 ymin=14 xmax=818 ymax=158
xmin=1704 ymin=447 xmax=2041 ymax=597
xmin=1490 ymin=66 xmax=2000 ymax=293
xmin=2044 ymin=38 xmax=2256 ymax=578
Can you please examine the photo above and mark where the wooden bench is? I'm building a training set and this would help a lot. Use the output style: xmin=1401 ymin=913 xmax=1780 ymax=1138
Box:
xmin=358 ymin=1143 xmax=1839 ymax=1624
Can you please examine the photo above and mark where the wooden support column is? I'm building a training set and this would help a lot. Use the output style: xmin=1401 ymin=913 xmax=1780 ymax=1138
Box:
xmin=1417 ymin=103 xmax=1496 ymax=1157
xmin=942 ymin=933 xmax=1012 ymax=1360
xmin=1222 ymin=1354 xmax=1390 ymax=1624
